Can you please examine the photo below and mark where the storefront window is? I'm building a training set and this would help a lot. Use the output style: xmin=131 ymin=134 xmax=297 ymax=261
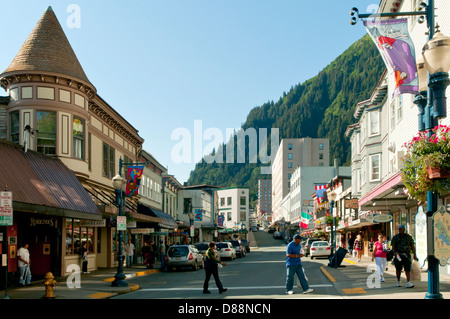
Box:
xmin=65 ymin=219 xmax=95 ymax=255
xmin=66 ymin=218 xmax=73 ymax=255
xmin=73 ymin=219 xmax=81 ymax=255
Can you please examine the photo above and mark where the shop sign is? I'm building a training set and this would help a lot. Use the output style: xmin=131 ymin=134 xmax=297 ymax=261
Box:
xmin=344 ymin=199 xmax=359 ymax=209
xmin=366 ymin=212 xmax=393 ymax=223
xmin=127 ymin=221 xmax=137 ymax=229
xmin=80 ymin=219 xmax=106 ymax=227
xmin=30 ymin=217 xmax=55 ymax=227
xmin=130 ymin=228 xmax=154 ymax=234
xmin=433 ymin=205 xmax=450 ymax=267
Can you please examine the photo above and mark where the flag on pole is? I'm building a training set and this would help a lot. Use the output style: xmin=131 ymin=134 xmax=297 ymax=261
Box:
xmin=300 ymin=211 xmax=312 ymax=229
xmin=125 ymin=165 xmax=144 ymax=197
xmin=195 ymin=209 xmax=203 ymax=221
xmin=364 ymin=18 xmax=418 ymax=97
xmin=315 ymin=184 xmax=328 ymax=204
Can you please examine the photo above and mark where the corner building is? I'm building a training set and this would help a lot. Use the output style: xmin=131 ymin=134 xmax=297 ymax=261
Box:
xmin=0 ymin=7 xmax=144 ymax=277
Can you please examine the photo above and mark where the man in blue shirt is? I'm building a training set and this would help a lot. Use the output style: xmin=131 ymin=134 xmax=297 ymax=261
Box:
xmin=286 ymin=234 xmax=314 ymax=295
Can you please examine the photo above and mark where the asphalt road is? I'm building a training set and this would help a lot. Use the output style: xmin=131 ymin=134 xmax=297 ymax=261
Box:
xmin=111 ymin=231 xmax=338 ymax=299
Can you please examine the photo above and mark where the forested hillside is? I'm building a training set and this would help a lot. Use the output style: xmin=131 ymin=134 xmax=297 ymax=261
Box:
xmin=187 ymin=34 xmax=385 ymax=204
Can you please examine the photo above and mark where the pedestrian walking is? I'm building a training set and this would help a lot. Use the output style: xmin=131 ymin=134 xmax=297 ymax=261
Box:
xmin=347 ymin=234 xmax=355 ymax=256
xmin=354 ymin=234 xmax=364 ymax=262
xmin=81 ymin=242 xmax=89 ymax=274
xmin=125 ymin=239 xmax=135 ymax=267
xmin=142 ymin=242 xmax=152 ymax=268
xmin=371 ymin=233 xmax=387 ymax=282
xmin=285 ymin=234 xmax=314 ymax=295
xmin=160 ymin=240 xmax=166 ymax=270
xmin=17 ymin=243 xmax=32 ymax=286
xmin=391 ymin=224 xmax=418 ymax=288
xmin=203 ymin=241 xmax=227 ymax=294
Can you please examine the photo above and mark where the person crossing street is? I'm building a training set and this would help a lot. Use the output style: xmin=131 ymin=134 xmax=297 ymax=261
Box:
xmin=285 ymin=234 xmax=314 ymax=295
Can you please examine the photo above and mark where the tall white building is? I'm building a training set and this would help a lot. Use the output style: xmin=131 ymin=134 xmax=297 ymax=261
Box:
xmin=271 ymin=138 xmax=330 ymax=223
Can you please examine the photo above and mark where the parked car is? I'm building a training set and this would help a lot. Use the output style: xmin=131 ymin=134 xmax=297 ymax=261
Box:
xmin=228 ymin=240 xmax=246 ymax=257
xmin=309 ymin=241 xmax=331 ymax=259
xmin=303 ymin=238 xmax=322 ymax=257
xmin=194 ymin=242 xmax=209 ymax=259
xmin=251 ymin=225 xmax=258 ymax=232
xmin=268 ymin=227 xmax=276 ymax=234
xmin=215 ymin=242 xmax=236 ymax=260
xmin=166 ymin=245 xmax=204 ymax=271
xmin=273 ymin=231 xmax=282 ymax=239
xmin=240 ymin=239 xmax=250 ymax=253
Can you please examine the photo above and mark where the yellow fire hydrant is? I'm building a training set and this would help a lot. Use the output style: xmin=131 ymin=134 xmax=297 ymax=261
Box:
xmin=43 ymin=272 xmax=57 ymax=299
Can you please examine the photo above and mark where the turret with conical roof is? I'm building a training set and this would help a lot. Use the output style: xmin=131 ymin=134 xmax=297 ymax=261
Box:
xmin=0 ymin=6 xmax=95 ymax=93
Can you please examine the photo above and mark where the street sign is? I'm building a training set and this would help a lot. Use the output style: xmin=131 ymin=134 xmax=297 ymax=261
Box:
xmin=433 ymin=205 xmax=450 ymax=266
xmin=117 ymin=216 xmax=127 ymax=231
xmin=0 ymin=191 xmax=13 ymax=226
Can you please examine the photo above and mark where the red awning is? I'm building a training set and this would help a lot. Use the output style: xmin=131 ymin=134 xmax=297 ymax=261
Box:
xmin=358 ymin=172 xmax=402 ymax=207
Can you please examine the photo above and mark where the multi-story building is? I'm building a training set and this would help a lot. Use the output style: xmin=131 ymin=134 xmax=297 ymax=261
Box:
xmin=176 ymin=185 xmax=217 ymax=244
xmin=0 ymin=7 xmax=148 ymax=275
xmin=345 ymin=0 xmax=449 ymax=275
xmin=217 ymin=187 xmax=249 ymax=238
xmin=271 ymin=138 xmax=330 ymax=224
xmin=257 ymin=179 xmax=272 ymax=220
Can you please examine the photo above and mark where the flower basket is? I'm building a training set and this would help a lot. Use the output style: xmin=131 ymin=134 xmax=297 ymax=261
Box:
xmin=401 ymin=125 xmax=450 ymax=202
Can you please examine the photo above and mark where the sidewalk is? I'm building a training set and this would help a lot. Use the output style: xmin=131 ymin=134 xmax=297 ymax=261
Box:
xmin=0 ymin=262 xmax=162 ymax=300
xmin=320 ymin=253 xmax=450 ymax=299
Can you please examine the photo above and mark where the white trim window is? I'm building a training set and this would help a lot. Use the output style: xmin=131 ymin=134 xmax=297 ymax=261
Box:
xmin=369 ymin=154 xmax=381 ymax=182
xmin=369 ymin=110 xmax=380 ymax=136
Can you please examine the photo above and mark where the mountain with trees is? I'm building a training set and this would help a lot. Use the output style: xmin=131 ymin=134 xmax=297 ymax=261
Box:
xmin=187 ymin=34 xmax=385 ymax=204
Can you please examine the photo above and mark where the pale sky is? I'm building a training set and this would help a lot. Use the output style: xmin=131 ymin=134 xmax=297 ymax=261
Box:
xmin=0 ymin=0 xmax=378 ymax=184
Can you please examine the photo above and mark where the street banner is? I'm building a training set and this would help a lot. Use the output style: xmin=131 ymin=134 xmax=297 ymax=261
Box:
xmin=314 ymin=185 xmax=327 ymax=204
xmin=125 ymin=165 xmax=144 ymax=197
xmin=218 ymin=214 xmax=224 ymax=227
xmin=364 ymin=18 xmax=418 ymax=97
xmin=300 ymin=211 xmax=312 ymax=229
xmin=195 ymin=209 xmax=203 ymax=221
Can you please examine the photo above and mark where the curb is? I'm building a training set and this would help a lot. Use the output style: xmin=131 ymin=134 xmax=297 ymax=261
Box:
xmin=320 ymin=266 xmax=337 ymax=283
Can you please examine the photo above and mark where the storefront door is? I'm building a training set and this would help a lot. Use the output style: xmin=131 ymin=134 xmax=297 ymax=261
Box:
xmin=18 ymin=214 xmax=60 ymax=279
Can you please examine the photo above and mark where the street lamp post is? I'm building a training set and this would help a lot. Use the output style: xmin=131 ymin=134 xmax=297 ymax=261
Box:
xmin=328 ymin=190 xmax=337 ymax=267
xmin=418 ymin=27 xmax=450 ymax=300
xmin=111 ymin=172 xmax=128 ymax=287
xmin=350 ymin=0 xmax=450 ymax=299
xmin=189 ymin=212 xmax=194 ymax=244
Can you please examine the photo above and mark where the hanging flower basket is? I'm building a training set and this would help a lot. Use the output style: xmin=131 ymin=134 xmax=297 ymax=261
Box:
xmin=401 ymin=125 xmax=450 ymax=202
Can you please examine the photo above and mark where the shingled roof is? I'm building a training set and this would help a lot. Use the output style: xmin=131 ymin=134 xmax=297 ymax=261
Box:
xmin=1 ymin=6 xmax=92 ymax=86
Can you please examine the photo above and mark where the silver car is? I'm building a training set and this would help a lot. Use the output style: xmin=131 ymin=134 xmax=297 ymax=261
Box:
xmin=166 ymin=245 xmax=204 ymax=271
xmin=215 ymin=242 xmax=236 ymax=260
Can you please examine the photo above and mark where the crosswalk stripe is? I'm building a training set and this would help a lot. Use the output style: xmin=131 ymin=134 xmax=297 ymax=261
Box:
xmin=140 ymin=284 xmax=332 ymax=292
